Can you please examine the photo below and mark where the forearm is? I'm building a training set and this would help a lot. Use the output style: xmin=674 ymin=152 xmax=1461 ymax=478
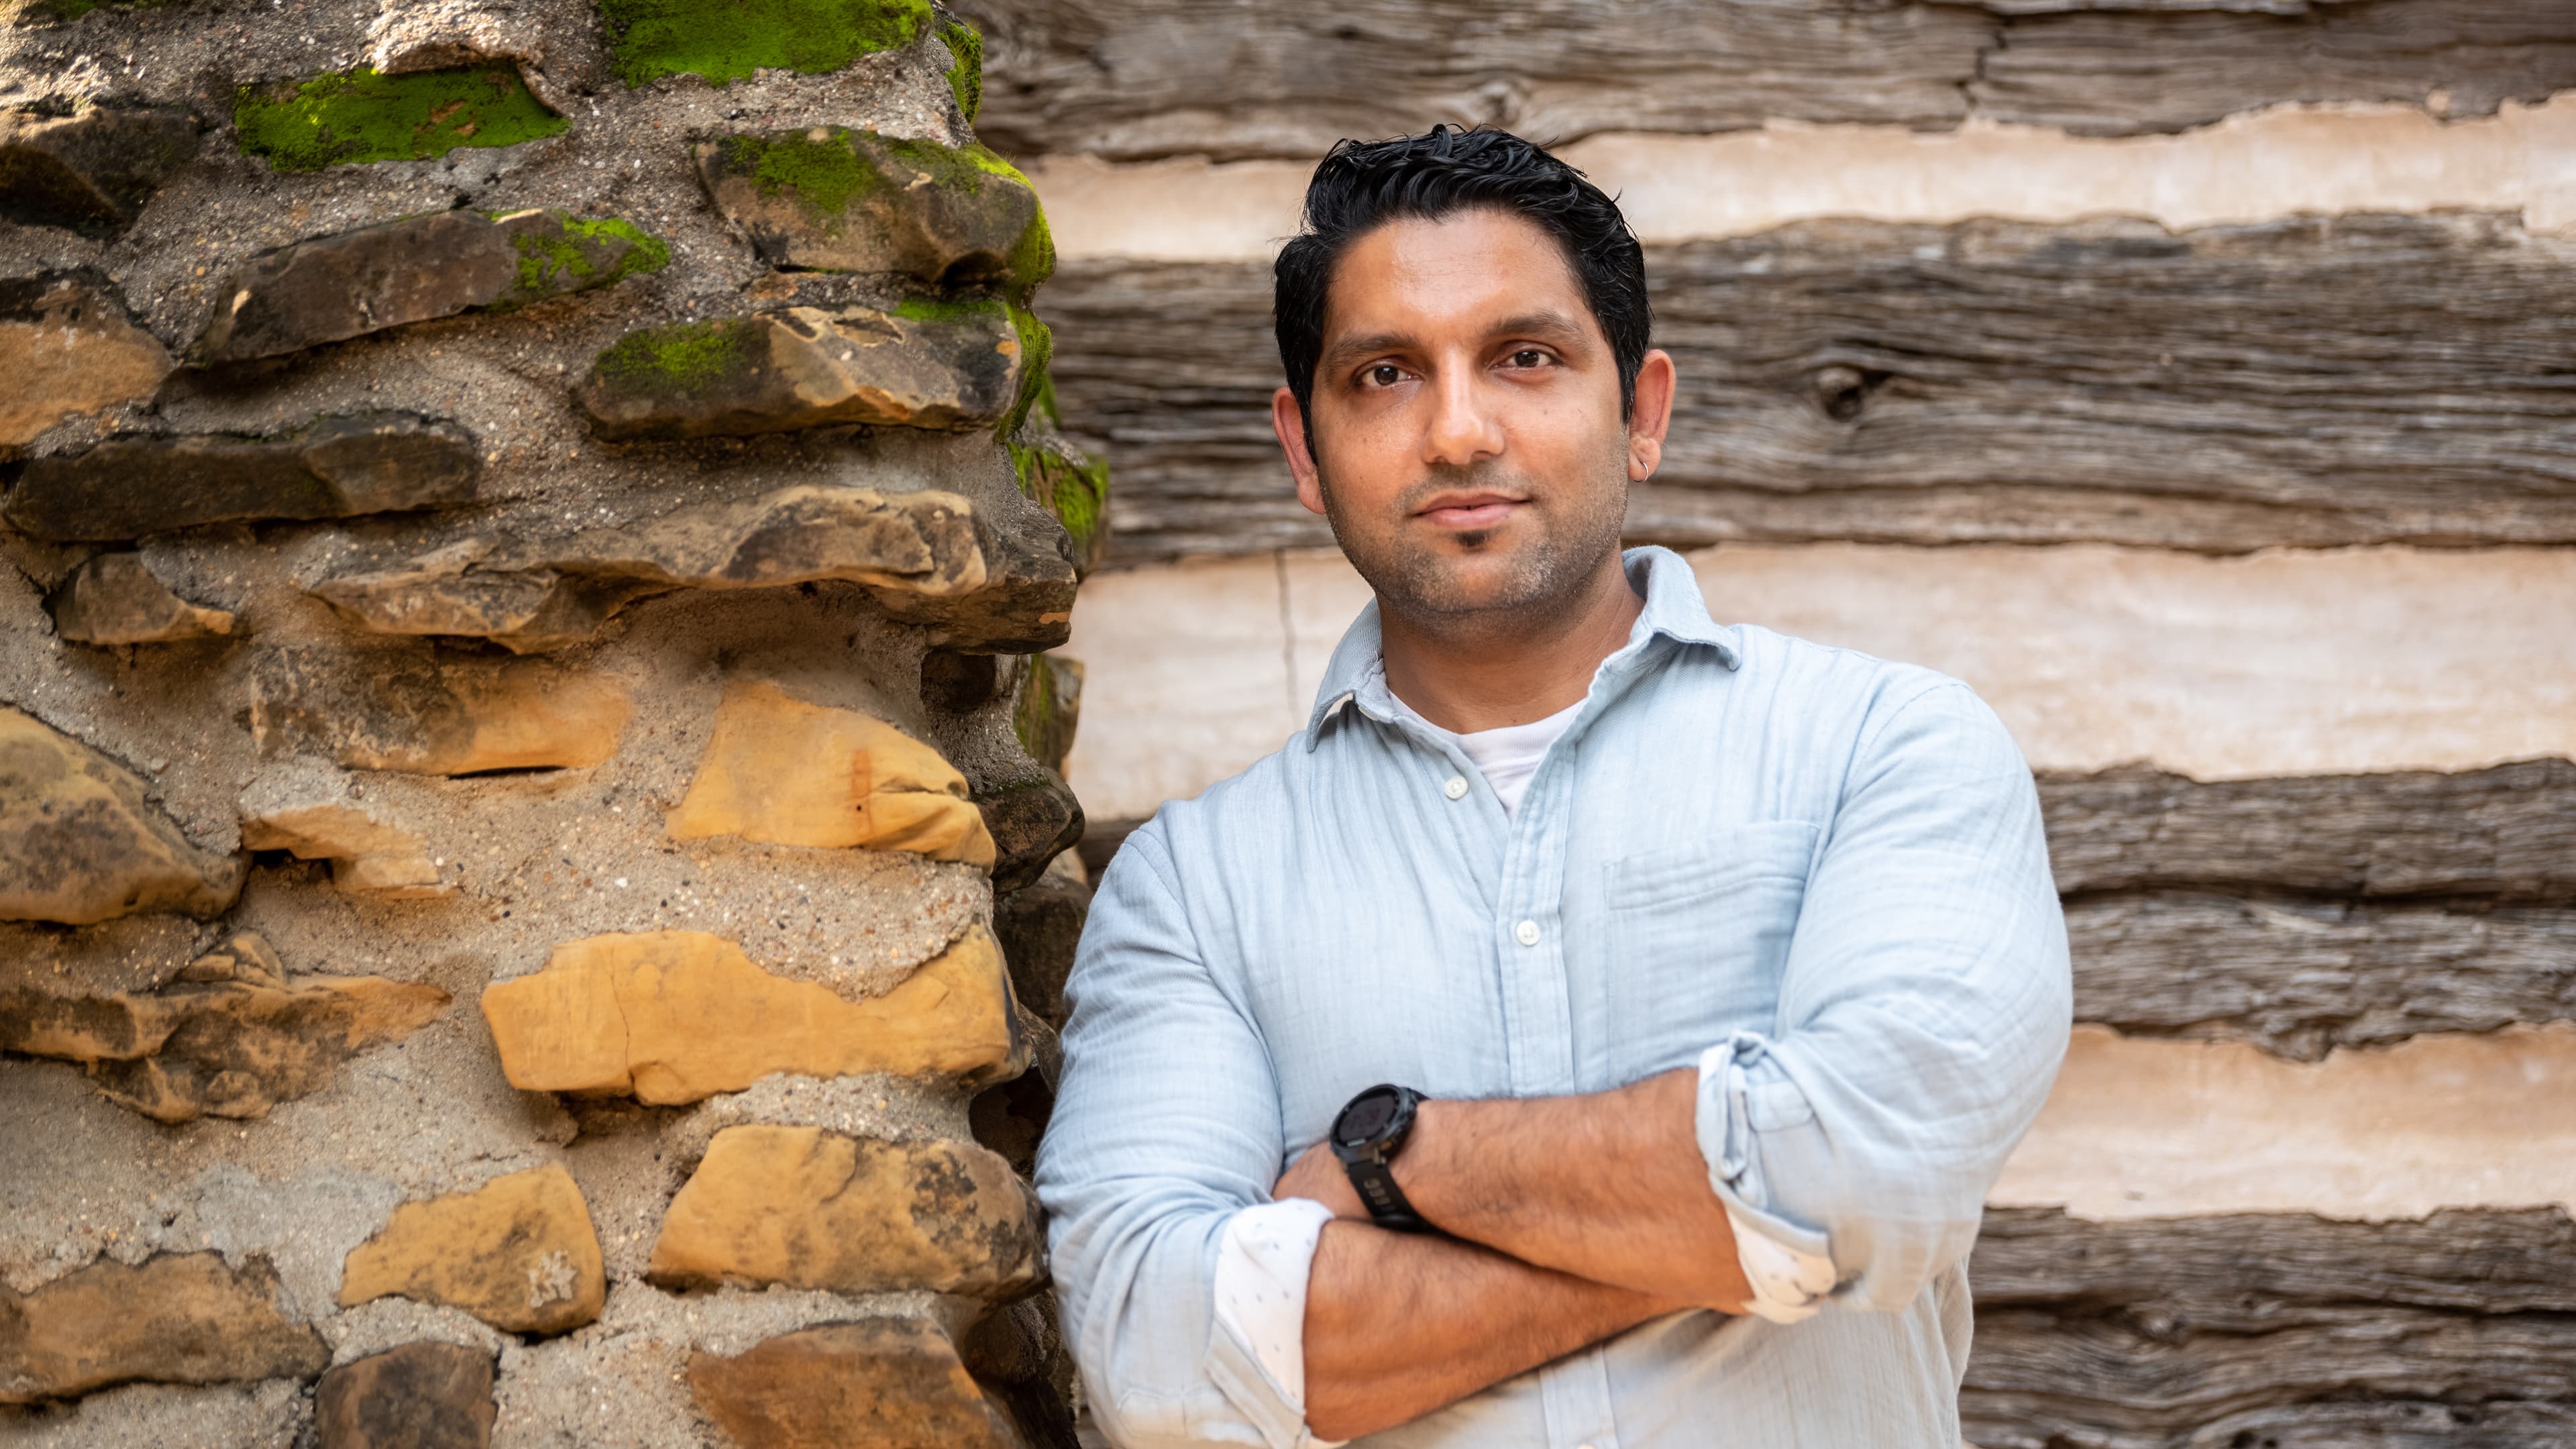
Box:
xmin=1302 ymin=1218 xmax=1678 ymax=1442
xmin=1397 ymin=1067 xmax=1753 ymax=1310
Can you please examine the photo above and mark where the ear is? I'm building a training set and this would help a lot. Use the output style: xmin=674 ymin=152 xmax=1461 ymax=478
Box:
xmin=1626 ymin=348 xmax=1677 ymax=482
xmin=1273 ymin=385 xmax=1329 ymax=517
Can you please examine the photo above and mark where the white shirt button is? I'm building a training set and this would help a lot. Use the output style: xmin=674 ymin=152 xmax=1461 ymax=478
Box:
xmin=1443 ymin=775 xmax=1469 ymax=800
xmin=1515 ymin=919 xmax=1541 ymax=947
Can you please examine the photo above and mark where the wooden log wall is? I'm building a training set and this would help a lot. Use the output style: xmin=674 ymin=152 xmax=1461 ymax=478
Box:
xmin=971 ymin=3 xmax=2576 ymax=1444
xmin=1044 ymin=213 xmax=2576 ymax=566
xmin=954 ymin=0 xmax=2576 ymax=162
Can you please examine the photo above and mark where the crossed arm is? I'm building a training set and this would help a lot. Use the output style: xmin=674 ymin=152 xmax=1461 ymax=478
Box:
xmin=1270 ymin=1067 xmax=1752 ymax=1441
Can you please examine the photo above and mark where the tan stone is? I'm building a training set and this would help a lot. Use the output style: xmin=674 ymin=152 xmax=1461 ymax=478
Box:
xmin=479 ymin=926 xmax=1020 ymax=1104
xmin=44 ymin=551 xmax=235 ymax=645
xmin=239 ymin=760 xmax=450 ymax=898
xmin=686 ymin=1319 xmax=1026 ymax=1449
xmin=0 ymin=278 xmax=170 ymax=452
xmin=315 ymin=1341 xmax=496 ymax=1449
xmin=0 ymin=706 xmax=246 ymax=924
xmin=649 ymin=1127 xmax=1041 ymax=1299
xmin=668 ymin=680 xmax=996 ymax=868
xmin=336 ymin=1165 xmax=604 ymax=1335
xmin=309 ymin=485 xmax=1002 ymax=655
xmin=248 ymin=649 xmax=631 ymax=775
xmin=0 ymin=1252 xmax=328 ymax=1405
xmin=0 ymin=969 xmax=450 ymax=1123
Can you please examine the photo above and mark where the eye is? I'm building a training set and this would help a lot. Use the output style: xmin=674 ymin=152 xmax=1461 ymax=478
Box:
xmin=1505 ymin=348 xmax=1550 ymax=368
xmin=1365 ymin=364 xmax=1406 ymax=388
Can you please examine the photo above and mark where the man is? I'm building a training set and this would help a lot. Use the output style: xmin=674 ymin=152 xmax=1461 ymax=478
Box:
xmin=1035 ymin=126 xmax=2072 ymax=1448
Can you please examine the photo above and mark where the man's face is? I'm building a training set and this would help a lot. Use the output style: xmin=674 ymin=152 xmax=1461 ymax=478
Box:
xmin=1275 ymin=209 xmax=1649 ymax=626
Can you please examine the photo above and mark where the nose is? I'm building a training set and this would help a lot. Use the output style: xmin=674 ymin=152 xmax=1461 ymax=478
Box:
xmin=1422 ymin=359 xmax=1505 ymax=469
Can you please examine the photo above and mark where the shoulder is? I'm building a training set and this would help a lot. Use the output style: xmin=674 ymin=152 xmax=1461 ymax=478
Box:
xmin=1729 ymin=623 xmax=1983 ymax=724
xmin=1724 ymin=624 xmax=2024 ymax=780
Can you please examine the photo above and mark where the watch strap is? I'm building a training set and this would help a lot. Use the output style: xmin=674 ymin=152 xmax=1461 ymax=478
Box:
xmin=1343 ymin=1151 xmax=1434 ymax=1234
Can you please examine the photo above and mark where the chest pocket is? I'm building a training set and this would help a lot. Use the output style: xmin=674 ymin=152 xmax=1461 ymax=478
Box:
xmin=1601 ymin=820 xmax=1820 ymax=1038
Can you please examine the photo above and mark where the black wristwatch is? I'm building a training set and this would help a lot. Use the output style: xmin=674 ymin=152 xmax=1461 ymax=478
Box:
xmin=1329 ymin=1083 xmax=1436 ymax=1233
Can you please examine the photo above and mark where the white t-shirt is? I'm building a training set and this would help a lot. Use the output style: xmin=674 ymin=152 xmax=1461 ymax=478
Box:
xmin=1210 ymin=692 xmax=1834 ymax=1430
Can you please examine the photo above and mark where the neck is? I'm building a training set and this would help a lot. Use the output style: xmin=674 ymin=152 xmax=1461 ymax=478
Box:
xmin=1377 ymin=550 xmax=1646 ymax=734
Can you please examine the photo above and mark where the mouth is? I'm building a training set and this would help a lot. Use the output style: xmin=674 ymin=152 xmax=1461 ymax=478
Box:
xmin=1413 ymin=491 xmax=1525 ymax=531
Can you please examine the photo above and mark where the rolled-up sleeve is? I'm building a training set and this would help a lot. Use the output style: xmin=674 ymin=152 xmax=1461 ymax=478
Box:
xmin=1035 ymin=824 xmax=1324 ymax=1449
xmin=1695 ymin=680 xmax=2073 ymax=1312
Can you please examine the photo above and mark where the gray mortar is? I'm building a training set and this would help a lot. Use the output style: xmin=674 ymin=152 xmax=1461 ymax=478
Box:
xmin=487 ymin=1281 xmax=974 ymax=1449
xmin=0 ymin=1377 xmax=313 ymax=1448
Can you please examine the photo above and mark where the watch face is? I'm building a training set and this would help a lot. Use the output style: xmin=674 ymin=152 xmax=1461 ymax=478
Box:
xmin=1336 ymin=1087 xmax=1399 ymax=1146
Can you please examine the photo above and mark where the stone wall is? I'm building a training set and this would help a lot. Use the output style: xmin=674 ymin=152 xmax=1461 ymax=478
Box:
xmin=3 ymin=1 xmax=1098 ymax=1445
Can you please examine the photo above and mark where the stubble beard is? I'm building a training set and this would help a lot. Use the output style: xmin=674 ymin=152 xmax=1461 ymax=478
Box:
xmin=1316 ymin=451 xmax=1631 ymax=639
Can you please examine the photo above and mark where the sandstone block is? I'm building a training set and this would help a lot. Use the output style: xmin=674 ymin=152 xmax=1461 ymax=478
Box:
xmin=337 ymin=1165 xmax=604 ymax=1335
xmin=650 ymin=1127 xmax=1040 ymax=1298
xmin=194 ymin=209 xmax=666 ymax=364
xmin=310 ymin=485 xmax=991 ymax=653
xmin=173 ymin=929 xmax=288 ymax=988
xmin=573 ymin=302 xmax=1022 ymax=441
xmin=239 ymin=760 xmax=450 ymax=898
xmin=0 ymin=105 xmax=201 ymax=232
xmin=231 ymin=64 xmax=567 ymax=172
xmin=0 ymin=1252 xmax=328 ymax=1405
xmin=0 ymin=706 xmax=246 ymax=924
xmin=5 ymin=413 xmax=479 ymax=542
xmin=316 ymin=1342 xmax=496 ymax=1449
xmin=479 ymin=926 xmax=1020 ymax=1104
xmin=0 ymin=275 xmax=171 ymax=451
xmin=976 ymin=772 xmax=1082 ymax=895
xmin=0 ymin=968 xmax=449 ymax=1123
xmin=694 ymin=128 xmax=1051 ymax=294
xmin=685 ymin=1318 xmax=1027 ymax=1449
xmin=248 ymin=649 xmax=631 ymax=775
xmin=45 ymin=551 xmax=235 ymax=645
xmin=669 ymin=680 xmax=995 ymax=866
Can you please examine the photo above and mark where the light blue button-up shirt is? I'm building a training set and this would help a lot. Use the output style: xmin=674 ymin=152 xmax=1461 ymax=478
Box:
xmin=1037 ymin=547 xmax=2074 ymax=1448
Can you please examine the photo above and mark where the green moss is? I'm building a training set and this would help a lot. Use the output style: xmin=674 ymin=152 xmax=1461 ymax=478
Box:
xmin=1009 ymin=437 xmax=1109 ymax=575
xmin=590 ymin=317 xmax=759 ymax=392
xmin=891 ymin=294 xmax=1004 ymax=325
xmin=1012 ymin=653 xmax=1081 ymax=772
xmin=938 ymin=17 xmax=982 ymax=122
xmin=999 ymin=302 xmax=1053 ymax=439
xmin=1030 ymin=370 xmax=1061 ymax=429
xmin=719 ymin=131 xmax=881 ymax=233
xmin=504 ymin=215 xmax=669 ymax=303
xmin=600 ymin=0 xmax=931 ymax=87
xmin=570 ymin=215 xmax=672 ymax=278
xmin=233 ymin=66 xmax=566 ymax=172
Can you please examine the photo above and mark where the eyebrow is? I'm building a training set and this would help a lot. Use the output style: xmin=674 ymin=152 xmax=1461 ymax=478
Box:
xmin=1318 ymin=309 xmax=1595 ymax=377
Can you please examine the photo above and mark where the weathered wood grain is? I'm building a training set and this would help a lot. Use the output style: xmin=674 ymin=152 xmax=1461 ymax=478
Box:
xmin=2065 ymin=893 xmax=2576 ymax=1060
xmin=1044 ymin=214 xmax=2576 ymax=565
xmin=1974 ymin=1 xmax=2576 ymax=139
xmin=1965 ymin=1207 xmax=2576 ymax=1449
xmin=956 ymin=0 xmax=2576 ymax=162
xmin=2039 ymin=761 xmax=2576 ymax=903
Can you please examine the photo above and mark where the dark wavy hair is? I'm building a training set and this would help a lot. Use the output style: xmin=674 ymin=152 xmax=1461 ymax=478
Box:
xmin=1273 ymin=125 xmax=1652 ymax=442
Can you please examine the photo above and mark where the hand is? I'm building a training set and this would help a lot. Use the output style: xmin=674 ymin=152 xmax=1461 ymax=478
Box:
xmin=1273 ymin=1140 xmax=1367 ymax=1220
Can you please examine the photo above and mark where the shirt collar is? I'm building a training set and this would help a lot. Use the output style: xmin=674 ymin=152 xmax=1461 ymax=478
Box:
xmin=1304 ymin=545 xmax=1740 ymax=746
